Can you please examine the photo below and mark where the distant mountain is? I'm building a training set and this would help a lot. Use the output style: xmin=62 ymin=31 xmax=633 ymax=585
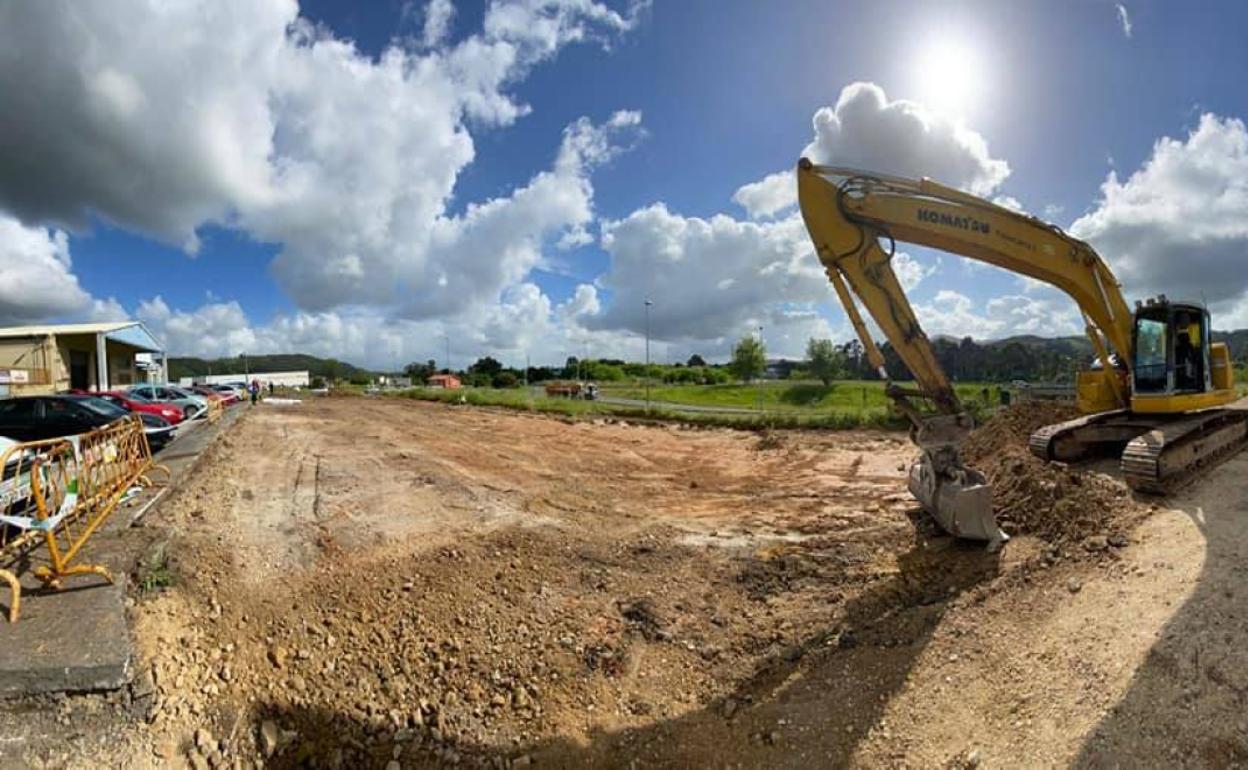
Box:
xmin=167 ymin=353 xmax=371 ymax=381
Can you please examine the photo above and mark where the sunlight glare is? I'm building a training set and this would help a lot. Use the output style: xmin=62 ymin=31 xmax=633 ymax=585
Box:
xmin=914 ymin=40 xmax=983 ymax=121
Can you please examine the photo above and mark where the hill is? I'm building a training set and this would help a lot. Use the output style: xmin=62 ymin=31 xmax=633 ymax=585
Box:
xmin=167 ymin=354 xmax=371 ymax=382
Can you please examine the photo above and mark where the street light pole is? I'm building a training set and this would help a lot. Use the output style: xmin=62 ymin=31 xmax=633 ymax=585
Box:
xmin=644 ymin=299 xmax=653 ymax=411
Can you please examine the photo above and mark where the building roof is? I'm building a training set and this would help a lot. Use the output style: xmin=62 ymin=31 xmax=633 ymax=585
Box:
xmin=0 ymin=321 xmax=164 ymax=352
xmin=428 ymin=373 xmax=460 ymax=380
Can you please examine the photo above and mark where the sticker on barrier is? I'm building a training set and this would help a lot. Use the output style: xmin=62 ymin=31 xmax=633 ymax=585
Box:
xmin=205 ymin=398 xmax=224 ymax=423
xmin=0 ymin=415 xmax=169 ymax=623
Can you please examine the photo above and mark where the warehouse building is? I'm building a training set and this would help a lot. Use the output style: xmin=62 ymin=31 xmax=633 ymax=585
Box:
xmin=0 ymin=321 xmax=166 ymax=397
xmin=180 ymin=370 xmax=311 ymax=389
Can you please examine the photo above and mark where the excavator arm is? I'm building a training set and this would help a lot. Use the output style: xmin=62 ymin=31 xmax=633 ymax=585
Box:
xmin=796 ymin=158 xmax=1135 ymax=546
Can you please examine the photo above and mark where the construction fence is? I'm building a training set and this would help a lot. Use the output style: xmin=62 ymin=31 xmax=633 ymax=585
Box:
xmin=0 ymin=415 xmax=168 ymax=622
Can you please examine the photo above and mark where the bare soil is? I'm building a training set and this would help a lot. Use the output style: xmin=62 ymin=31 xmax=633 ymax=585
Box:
xmin=5 ymin=398 xmax=1246 ymax=768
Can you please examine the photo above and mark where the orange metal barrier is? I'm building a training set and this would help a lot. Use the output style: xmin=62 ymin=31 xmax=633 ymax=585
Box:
xmin=0 ymin=415 xmax=169 ymax=622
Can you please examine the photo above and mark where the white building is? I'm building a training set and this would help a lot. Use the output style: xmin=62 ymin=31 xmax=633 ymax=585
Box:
xmin=180 ymin=370 xmax=311 ymax=388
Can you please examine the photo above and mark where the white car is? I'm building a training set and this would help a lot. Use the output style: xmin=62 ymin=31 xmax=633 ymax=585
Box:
xmin=127 ymin=384 xmax=209 ymax=420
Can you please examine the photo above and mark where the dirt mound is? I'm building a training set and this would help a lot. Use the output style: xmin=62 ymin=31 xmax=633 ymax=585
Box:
xmin=961 ymin=401 xmax=1078 ymax=466
xmin=962 ymin=404 xmax=1140 ymax=545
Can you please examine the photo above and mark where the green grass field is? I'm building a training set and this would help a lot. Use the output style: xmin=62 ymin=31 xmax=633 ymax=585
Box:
xmin=388 ymin=379 xmax=1005 ymax=430
xmin=599 ymin=379 xmax=1001 ymax=414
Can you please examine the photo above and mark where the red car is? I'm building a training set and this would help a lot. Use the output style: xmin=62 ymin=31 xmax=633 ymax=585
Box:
xmin=70 ymin=389 xmax=186 ymax=425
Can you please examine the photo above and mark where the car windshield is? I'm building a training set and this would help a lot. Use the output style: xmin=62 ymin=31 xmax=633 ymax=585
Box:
xmin=71 ymin=396 xmax=128 ymax=418
xmin=127 ymin=392 xmax=152 ymax=403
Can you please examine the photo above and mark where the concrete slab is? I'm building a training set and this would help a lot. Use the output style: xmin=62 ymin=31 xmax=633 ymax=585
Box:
xmin=0 ymin=405 xmax=242 ymax=696
xmin=0 ymin=577 xmax=131 ymax=695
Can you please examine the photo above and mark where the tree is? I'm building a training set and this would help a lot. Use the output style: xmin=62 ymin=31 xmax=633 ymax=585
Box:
xmin=324 ymin=358 xmax=341 ymax=382
xmin=403 ymin=360 xmax=435 ymax=381
xmin=729 ymin=335 xmax=766 ymax=382
xmin=806 ymin=338 xmax=845 ymax=386
xmin=686 ymin=354 xmax=707 ymax=367
xmin=469 ymin=356 xmax=503 ymax=377
xmin=493 ymin=371 xmax=519 ymax=388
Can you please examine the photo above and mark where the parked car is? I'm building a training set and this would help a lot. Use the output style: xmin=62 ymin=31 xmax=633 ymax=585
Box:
xmin=81 ymin=396 xmax=178 ymax=450
xmin=0 ymin=395 xmax=176 ymax=449
xmin=126 ymin=384 xmax=209 ymax=420
xmin=68 ymin=389 xmax=186 ymax=425
xmin=188 ymin=384 xmax=238 ymax=406
xmin=209 ymin=384 xmax=244 ymax=403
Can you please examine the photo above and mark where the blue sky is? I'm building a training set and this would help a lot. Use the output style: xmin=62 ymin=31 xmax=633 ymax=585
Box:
xmin=1 ymin=0 xmax=1247 ymax=367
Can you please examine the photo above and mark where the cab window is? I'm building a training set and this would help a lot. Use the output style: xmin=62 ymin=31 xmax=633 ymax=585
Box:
xmin=1134 ymin=318 xmax=1168 ymax=394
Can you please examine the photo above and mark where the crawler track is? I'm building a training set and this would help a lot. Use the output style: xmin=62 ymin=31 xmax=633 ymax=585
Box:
xmin=1120 ymin=409 xmax=1248 ymax=494
xmin=1030 ymin=407 xmax=1248 ymax=494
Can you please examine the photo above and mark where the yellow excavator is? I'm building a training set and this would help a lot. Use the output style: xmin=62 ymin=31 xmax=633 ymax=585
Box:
xmin=796 ymin=158 xmax=1247 ymax=548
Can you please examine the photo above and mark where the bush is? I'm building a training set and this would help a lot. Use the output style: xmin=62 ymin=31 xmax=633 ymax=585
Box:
xmin=493 ymin=371 xmax=519 ymax=388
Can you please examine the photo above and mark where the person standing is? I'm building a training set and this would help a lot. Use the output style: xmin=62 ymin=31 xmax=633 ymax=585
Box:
xmin=249 ymin=378 xmax=260 ymax=406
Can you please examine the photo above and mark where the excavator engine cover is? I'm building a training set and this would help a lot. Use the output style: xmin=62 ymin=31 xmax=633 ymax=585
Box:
xmin=907 ymin=458 xmax=1003 ymax=548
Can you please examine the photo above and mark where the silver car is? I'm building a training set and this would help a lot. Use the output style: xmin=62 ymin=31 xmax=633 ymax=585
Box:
xmin=126 ymin=384 xmax=209 ymax=420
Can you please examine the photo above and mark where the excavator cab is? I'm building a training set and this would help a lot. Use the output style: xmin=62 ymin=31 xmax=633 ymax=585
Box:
xmin=1131 ymin=299 xmax=1210 ymax=397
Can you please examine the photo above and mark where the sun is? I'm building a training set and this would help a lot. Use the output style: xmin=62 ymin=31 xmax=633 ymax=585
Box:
xmin=913 ymin=40 xmax=984 ymax=121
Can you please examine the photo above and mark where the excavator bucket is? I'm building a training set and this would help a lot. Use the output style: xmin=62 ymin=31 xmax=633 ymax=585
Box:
xmin=907 ymin=458 xmax=1004 ymax=548
xmin=907 ymin=415 xmax=1007 ymax=550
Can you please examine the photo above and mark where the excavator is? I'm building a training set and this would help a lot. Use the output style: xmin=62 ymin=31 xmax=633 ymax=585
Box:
xmin=796 ymin=158 xmax=1247 ymax=548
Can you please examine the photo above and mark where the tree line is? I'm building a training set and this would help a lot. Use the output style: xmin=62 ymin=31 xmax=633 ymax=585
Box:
xmin=181 ymin=327 xmax=1248 ymax=390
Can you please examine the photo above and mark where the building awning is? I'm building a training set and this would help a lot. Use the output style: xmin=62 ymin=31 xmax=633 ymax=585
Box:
xmin=0 ymin=321 xmax=164 ymax=353
xmin=101 ymin=323 xmax=163 ymax=353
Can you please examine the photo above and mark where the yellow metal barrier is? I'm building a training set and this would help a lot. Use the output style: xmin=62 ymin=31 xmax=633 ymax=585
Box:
xmin=204 ymin=397 xmax=224 ymax=424
xmin=0 ymin=415 xmax=169 ymax=622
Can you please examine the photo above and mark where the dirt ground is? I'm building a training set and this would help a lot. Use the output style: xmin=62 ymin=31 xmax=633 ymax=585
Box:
xmin=4 ymin=397 xmax=1247 ymax=768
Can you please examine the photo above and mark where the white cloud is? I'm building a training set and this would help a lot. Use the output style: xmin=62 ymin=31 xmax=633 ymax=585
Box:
xmin=732 ymin=170 xmax=796 ymax=219
xmin=87 ymin=297 xmax=131 ymax=323
xmin=893 ymin=252 xmax=939 ymax=292
xmin=802 ymin=82 xmax=1010 ymax=195
xmin=912 ymin=290 xmax=1082 ymax=340
xmin=583 ymin=80 xmax=1007 ymax=356
xmin=1115 ymin=3 xmax=1133 ymax=38
xmin=0 ymin=0 xmax=644 ymax=315
xmin=591 ymin=205 xmax=828 ymax=340
xmin=559 ymin=284 xmax=601 ymax=320
xmin=381 ymin=111 xmax=641 ymax=319
xmin=1071 ymin=114 xmax=1248 ymax=322
xmin=0 ymin=213 xmax=91 ymax=324
xmin=993 ymin=195 xmax=1024 ymax=212
xmin=422 ymin=0 xmax=456 ymax=48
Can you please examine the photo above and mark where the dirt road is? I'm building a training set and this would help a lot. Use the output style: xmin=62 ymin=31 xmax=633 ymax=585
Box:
xmin=6 ymin=397 xmax=1245 ymax=768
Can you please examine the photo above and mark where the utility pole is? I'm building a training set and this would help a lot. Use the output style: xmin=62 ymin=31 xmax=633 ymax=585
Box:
xmin=645 ymin=299 xmax=653 ymax=412
xmin=444 ymin=333 xmax=451 ymax=374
